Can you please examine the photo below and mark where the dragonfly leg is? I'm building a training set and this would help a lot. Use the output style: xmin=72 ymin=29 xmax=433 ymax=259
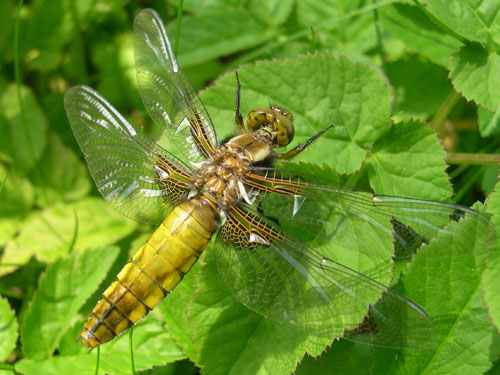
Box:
xmin=277 ymin=125 xmax=334 ymax=159
xmin=235 ymin=72 xmax=245 ymax=133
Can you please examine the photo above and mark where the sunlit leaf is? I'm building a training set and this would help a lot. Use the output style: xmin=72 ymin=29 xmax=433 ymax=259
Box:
xmin=0 ymin=85 xmax=48 ymax=172
xmin=372 ymin=204 xmax=497 ymax=375
xmin=484 ymin=181 xmax=500 ymax=332
xmin=0 ymin=296 xmax=18 ymax=362
xmin=201 ymin=54 xmax=392 ymax=174
xmin=0 ymin=197 xmax=136 ymax=276
xmin=449 ymin=44 xmax=500 ymax=112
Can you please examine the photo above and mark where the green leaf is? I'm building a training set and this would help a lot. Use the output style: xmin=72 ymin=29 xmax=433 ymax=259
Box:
xmin=484 ymin=181 xmax=500 ymax=332
xmin=385 ymin=59 xmax=453 ymax=121
xmin=248 ymin=0 xmax=293 ymax=27
xmin=0 ymin=84 xmax=48 ymax=172
xmin=169 ymin=9 xmax=278 ymax=68
xmin=478 ymin=106 xmax=500 ymax=137
xmin=0 ymin=296 xmax=18 ymax=362
xmin=0 ymin=165 xmax=34 ymax=217
xmin=381 ymin=3 xmax=462 ymax=67
xmin=414 ymin=0 xmax=500 ymax=45
xmin=449 ymin=43 xmax=500 ymax=112
xmin=188 ymin=251 xmax=333 ymax=375
xmin=16 ymin=320 xmax=184 ymax=375
xmin=35 ymin=133 xmax=91 ymax=206
xmin=0 ymin=197 xmax=137 ymax=276
xmin=201 ymin=53 xmax=392 ymax=174
xmin=188 ymin=182 xmax=395 ymax=375
xmin=372 ymin=204 xmax=497 ymax=375
xmin=21 ymin=246 xmax=120 ymax=360
xmin=367 ymin=121 xmax=453 ymax=201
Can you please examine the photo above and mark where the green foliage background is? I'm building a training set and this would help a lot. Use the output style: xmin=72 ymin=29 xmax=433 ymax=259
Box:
xmin=0 ymin=0 xmax=499 ymax=374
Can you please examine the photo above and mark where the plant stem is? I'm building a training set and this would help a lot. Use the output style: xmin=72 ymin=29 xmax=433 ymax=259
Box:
xmin=446 ymin=152 xmax=500 ymax=165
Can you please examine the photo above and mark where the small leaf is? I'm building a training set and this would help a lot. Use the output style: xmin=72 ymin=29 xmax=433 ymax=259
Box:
xmin=0 ymin=85 xmax=48 ymax=172
xmin=21 ymin=246 xmax=120 ymax=360
xmin=367 ymin=121 xmax=452 ymax=201
xmin=478 ymin=106 xmax=500 ymax=137
xmin=381 ymin=3 xmax=462 ymax=67
xmin=484 ymin=181 xmax=500 ymax=332
xmin=248 ymin=0 xmax=293 ymax=27
xmin=0 ymin=165 xmax=34 ymax=218
xmin=372 ymin=204 xmax=497 ymax=375
xmin=0 ymin=197 xmax=137 ymax=276
xmin=0 ymin=296 xmax=18 ymax=362
xmin=449 ymin=44 xmax=500 ymax=112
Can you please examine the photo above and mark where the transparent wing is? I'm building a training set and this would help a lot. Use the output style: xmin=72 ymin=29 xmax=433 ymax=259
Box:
xmin=134 ymin=8 xmax=219 ymax=164
xmin=215 ymin=204 xmax=435 ymax=349
xmin=64 ymin=85 xmax=194 ymax=224
xmin=243 ymin=166 xmax=491 ymax=260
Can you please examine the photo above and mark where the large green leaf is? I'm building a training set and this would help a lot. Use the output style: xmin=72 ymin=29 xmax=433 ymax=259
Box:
xmin=371 ymin=204 xmax=497 ymax=375
xmin=0 ymin=296 xmax=18 ymax=362
xmin=201 ymin=53 xmax=392 ymax=174
xmin=188 ymin=251 xmax=333 ymax=375
xmin=21 ymin=246 xmax=119 ymax=360
xmin=484 ymin=181 xmax=500 ymax=332
xmin=0 ymin=197 xmax=137 ymax=276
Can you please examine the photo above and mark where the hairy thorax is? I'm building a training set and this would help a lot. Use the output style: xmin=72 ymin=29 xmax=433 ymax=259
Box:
xmin=193 ymin=133 xmax=272 ymax=210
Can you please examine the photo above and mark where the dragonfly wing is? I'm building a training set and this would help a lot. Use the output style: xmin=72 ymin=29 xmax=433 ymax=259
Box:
xmin=214 ymin=204 xmax=435 ymax=349
xmin=134 ymin=8 xmax=219 ymax=164
xmin=244 ymin=166 xmax=490 ymax=259
xmin=64 ymin=85 xmax=194 ymax=224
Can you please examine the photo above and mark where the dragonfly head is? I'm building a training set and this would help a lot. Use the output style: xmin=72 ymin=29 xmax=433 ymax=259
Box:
xmin=246 ymin=106 xmax=295 ymax=146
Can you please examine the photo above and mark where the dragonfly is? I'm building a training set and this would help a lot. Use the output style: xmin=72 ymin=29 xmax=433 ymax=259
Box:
xmin=64 ymin=8 xmax=489 ymax=350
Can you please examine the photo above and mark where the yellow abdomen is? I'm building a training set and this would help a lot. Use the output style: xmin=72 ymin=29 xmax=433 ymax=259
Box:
xmin=80 ymin=198 xmax=219 ymax=348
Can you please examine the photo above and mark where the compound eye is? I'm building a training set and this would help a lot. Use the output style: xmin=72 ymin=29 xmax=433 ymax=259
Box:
xmin=274 ymin=115 xmax=294 ymax=146
xmin=246 ymin=110 xmax=268 ymax=131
